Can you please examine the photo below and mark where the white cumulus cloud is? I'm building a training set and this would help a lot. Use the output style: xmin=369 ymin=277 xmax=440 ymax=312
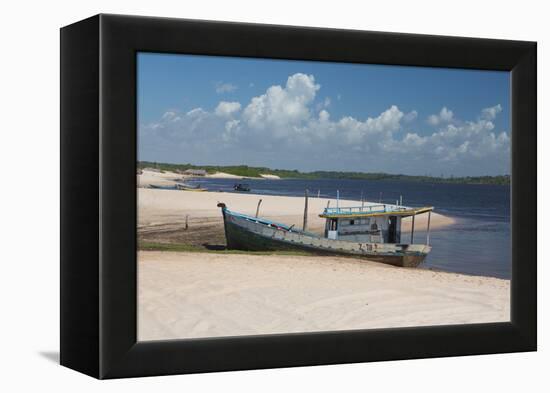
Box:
xmin=139 ymin=73 xmax=509 ymax=176
xmin=242 ymin=73 xmax=320 ymax=136
xmin=215 ymin=101 xmax=241 ymax=117
xmin=403 ymin=110 xmax=418 ymax=123
xmin=427 ymin=107 xmax=454 ymax=126
xmin=215 ymin=82 xmax=237 ymax=94
xmin=481 ymin=104 xmax=502 ymax=120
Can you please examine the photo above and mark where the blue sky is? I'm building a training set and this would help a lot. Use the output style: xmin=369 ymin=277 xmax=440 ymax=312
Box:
xmin=138 ymin=52 xmax=510 ymax=176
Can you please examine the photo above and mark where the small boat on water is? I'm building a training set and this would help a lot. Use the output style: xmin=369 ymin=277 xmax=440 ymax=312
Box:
xmin=217 ymin=200 xmax=434 ymax=267
xmin=233 ymin=183 xmax=251 ymax=192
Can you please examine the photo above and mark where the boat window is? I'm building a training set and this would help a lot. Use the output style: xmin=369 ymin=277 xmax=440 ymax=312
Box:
xmin=350 ymin=219 xmax=355 ymax=225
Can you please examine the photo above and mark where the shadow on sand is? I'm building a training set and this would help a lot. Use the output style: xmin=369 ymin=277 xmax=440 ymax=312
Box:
xmin=202 ymin=243 xmax=227 ymax=251
xmin=38 ymin=351 xmax=59 ymax=364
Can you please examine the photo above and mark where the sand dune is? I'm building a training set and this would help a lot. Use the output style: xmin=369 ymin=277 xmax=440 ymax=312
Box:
xmin=138 ymin=251 xmax=510 ymax=341
xmin=137 ymin=169 xmax=184 ymax=188
xmin=260 ymin=173 xmax=281 ymax=179
xmin=138 ymin=169 xmax=282 ymax=186
xmin=206 ymin=171 xmax=244 ymax=179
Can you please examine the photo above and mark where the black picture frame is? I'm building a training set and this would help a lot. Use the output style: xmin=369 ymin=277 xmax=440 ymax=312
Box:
xmin=60 ymin=14 xmax=536 ymax=379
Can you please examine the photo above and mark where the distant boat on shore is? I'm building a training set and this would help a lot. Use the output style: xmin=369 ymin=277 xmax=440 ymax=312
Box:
xmin=217 ymin=199 xmax=433 ymax=267
xmin=148 ymin=183 xmax=207 ymax=191
xmin=175 ymin=183 xmax=207 ymax=192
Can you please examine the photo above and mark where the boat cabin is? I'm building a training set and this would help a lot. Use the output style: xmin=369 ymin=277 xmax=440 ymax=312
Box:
xmin=319 ymin=204 xmax=433 ymax=244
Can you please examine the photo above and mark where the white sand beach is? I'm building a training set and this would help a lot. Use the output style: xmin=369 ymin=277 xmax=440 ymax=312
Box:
xmin=137 ymin=169 xmax=248 ymax=187
xmin=137 ymin=169 xmax=508 ymax=341
xmin=138 ymin=168 xmax=282 ymax=185
xmin=259 ymin=173 xmax=281 ymax=179
xmin=138 ymin=251 xmax=510 ymax=341
xmin=138 ymin=187 xmax=453 ymax=235
xmin=137 ymin=169 xmax=454 ymax=232
xmin=137 ymin=169 xmax=184 ymax=188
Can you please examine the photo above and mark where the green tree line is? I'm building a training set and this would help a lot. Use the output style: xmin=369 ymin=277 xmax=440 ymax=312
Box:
xmin=138 ymin=161 xmax=510 ymax=185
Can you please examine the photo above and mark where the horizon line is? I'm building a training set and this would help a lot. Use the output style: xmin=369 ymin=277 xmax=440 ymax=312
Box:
xmin=137 ymin=160 xmax=510 ymax=179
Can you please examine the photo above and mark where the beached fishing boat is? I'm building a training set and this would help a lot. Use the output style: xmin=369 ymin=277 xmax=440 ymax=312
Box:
xmin=217 ymin=199 xmax=434 ymax=267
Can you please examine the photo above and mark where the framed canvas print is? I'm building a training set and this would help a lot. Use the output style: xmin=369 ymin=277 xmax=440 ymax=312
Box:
xmin=60 ymin=14 xmax=536 ymax=379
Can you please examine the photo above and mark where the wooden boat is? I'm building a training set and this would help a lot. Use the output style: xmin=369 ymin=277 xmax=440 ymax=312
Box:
xmin=217 ymin=200 xmax=434 ymax=267
xmin=175 ymin=183 xmax=207 ymax=192
xmin=149 ymin=183 xmax=207 ymax=191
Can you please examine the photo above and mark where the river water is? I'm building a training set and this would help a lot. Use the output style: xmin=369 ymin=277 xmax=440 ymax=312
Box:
xmin=187 ymin=177 xmax=511 ymax=279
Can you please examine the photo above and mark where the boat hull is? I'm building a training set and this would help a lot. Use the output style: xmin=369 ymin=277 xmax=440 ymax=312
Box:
xmin=220 ymin=207 xmax=430 ymax=268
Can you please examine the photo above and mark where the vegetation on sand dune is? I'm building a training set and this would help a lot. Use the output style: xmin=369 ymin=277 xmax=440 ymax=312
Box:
xmin=138 ymin=161 xmax=510 ymax=185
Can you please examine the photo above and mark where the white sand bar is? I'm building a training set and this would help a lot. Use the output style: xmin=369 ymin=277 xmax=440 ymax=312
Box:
xmin=138 ymin=251 xmax=510 ymax=341
xmin=138 ymin=188 xmax=454 ymax=234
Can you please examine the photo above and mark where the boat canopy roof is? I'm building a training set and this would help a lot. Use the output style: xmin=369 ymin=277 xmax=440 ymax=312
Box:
xmin=319 ymin=204 xmax=433 ymax=219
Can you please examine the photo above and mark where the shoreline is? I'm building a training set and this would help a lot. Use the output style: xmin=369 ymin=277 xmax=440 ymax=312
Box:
xmin=138 ymin=169 xmax=281 ymax=186
xmin=137 ymin=169 xmax=457 ymax=272
xmin=137 ymin=165 xmax=511 ymax=186
xmin=138 ymin=168 xmax=510 ymax=187
xmin=137 ymin=187 xmax=455 ymax=251
xmin=138 ymin=240 xmax=509 ymax=280
xmin=136 ymin=170 xmax=508 ymax=341
xmin=138 ymin=251 xmax=510 ymax=341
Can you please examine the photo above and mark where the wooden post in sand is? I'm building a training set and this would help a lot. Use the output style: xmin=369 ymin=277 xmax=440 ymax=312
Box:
xmin=185 ymin=214 xmax=189 ymax=230
xmin=255 ymin=199 xmax=263 ymax=218
xmin=411 ymin=214 xmax=416 ymax=244
xmin=426 ymin=211 xmax=431 ymax=245
xmin=303 ymin=189 xmax=309 ymax=231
